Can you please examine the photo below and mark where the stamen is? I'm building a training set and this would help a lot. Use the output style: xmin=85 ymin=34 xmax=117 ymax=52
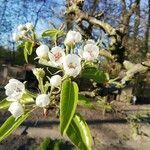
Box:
xmin=54 ymin=52 xmax=62 ymax=61
xmin=68 ymin=62 xmax=76 ymax=69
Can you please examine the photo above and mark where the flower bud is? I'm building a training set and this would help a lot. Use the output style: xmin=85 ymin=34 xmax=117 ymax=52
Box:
xmin=65 ymin=30 xmax=82 ymax=45
xmin=12 ymin=33 xmax=19 ymax=42
xmin=17 ymin=24 xmax=25 ymax=31
xmin=50 ymin=75 xmax=62 ymax=87
xmin=36 ymin=44 xmax=49 ymax=59
xmin=36 ymin=94 xmax=50 ymax=107
xmin=8 ymin=102 xmax=24 ymax=119
xmin=20 ymin=30 xmax=27 ymax=36
xmin=33 ymin=68 xmax=45 ymax=80
xmin=26 ymin=22 xmax=33 ymax=30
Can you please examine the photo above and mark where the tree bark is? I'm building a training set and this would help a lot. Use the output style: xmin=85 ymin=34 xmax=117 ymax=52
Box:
xmin=133 ymin=0 xmax=140 ymax=37
xmin=66 ymin=0 xmax=140 ymax=63
xmin=145 ymin=0 xmax=150 ymax=54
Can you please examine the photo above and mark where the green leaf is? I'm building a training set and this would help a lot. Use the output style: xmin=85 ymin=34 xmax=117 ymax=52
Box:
xmin=17 ymin=41 xmax=25 ymax=49
xmin=60 ymin=79 xmax=78 ymax=135
xmin=17 ymin=41 xmax=28 ymax=62
xmin=23 ymin=41 xmax=34 ymax=63
xmin=42 ymin=29 xmax=64 ymax=38
xmin=78 ymin=95 xmax=94 ymax=108
xmin=0 ymin=111 xmax=31 ymax=142
xmin=25 ymin=41 xmax=34 ymax=55
xmin=81 ymin=67 xmax=107 ymax=83
xmin=24 ymin=48 xmax=28 ymax=63
xmin=0 ymin=99 xmax=11 ymax=109
xmin=66 ymin=113 xmax=92 ymax=150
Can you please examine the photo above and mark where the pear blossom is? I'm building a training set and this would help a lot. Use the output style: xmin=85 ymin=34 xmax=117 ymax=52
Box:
xmin=36 ymin=44 xmax=49 ymax=59
xmin=36 ymin=94 xmax=50 ymax=107
xmin=79 ymin=43 xmax=99 ymax=61
xmin=65 ymin=30 xmax=82 ymax=45
xmin=17 ymin=24 xmax=25 ymax=31
xmin=63 ymin=54 xmax=81 ymax=77
xmin=48 ymin=46 xmax=65 ymax=67
xmin=8 ymin=102 xmax=24 ymax=118
xmin=26 ymin=22 xmax=33 ymax=30
xmin=50 ymin=75 xmax=62 ymax=87
xmin=12 ymin=33 xmax=19 ymax=42
xmin=5 ymin=79 xmax=25 ymax=101
xmin=20 ymin=30 xmax=27 ymax=36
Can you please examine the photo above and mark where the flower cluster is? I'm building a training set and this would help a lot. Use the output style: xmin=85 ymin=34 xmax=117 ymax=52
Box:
xmin=5 ymin=79 xmax=25 ymax=118
xmin=5 ymin=29 xmax=101 ymax=119
xmin=4 ymin=75 xmax=62 ymax=118
xmin=36 ymin=30 xmax=100 ymax=77
xmin=12 ymin=22 xmax=34 ymax=41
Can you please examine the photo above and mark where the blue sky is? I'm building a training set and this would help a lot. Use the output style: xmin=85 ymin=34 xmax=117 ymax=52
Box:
xmin=0 ymin=0 xmax=65 ymax=49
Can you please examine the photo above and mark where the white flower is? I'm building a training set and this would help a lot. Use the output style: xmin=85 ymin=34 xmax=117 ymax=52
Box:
xmin=65 ymin=30 xmax=82 ymax=45
xmin=17 ymin=24 xmax=25 ymax=31
xmin=20 ymin=30 xmax=27 ymax=36
xmin=80 ymin=43 xmax=99 ymax=61
xmin=36 ymin=94 xmax=50 ymax=107
xmin=48 ymin=46 xmax=65 ymax=67
xmin=26 ymin=22 xmax=33 ymax=30
xmin=5 ymin=79 xmax=25 ymax=101
xmin=12 ymin=33 xmax=19 ymax=42
xmin=36 ymin=44 xmax=49 ymax=59
xmin=50 ymin=75 xmax=62 ymax=87
xmin=8 ymin=102 xmax=24 ymax=118
xmin=63 ymin=54 xmax=81 ymax=77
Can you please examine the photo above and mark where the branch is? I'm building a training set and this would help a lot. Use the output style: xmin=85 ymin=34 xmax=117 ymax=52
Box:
xmin=34 ymin=1 xmax=45 ymax=29
xmin=128 ymin=3 xmax=138 ymax=17
xmin=121 ymin=0 xmax=127 ymax=11
xmin=78 ymin=11 xmax=117 ymax=36
xmin=120 ymin=0 xmax=140 ymax=31
xmin=66 ymin=0 xmax=125 ymax=63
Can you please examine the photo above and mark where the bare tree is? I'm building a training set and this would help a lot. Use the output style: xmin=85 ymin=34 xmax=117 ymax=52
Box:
xmin=145 ymin=0 xmax=150 ymax=54
xmin=65 ymin=0 xmax=140 ymax=63
xmin=133 ymin=0 xmax=140 ymax=37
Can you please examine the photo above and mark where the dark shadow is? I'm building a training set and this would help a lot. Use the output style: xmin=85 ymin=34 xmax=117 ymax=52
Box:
xmin=135 ymin=97 xmax=150 ymax=104
xmin=0 ymin=118 xmax=128 ymax=128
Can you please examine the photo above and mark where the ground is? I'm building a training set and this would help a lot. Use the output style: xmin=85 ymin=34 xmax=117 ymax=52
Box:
xmin=0 ymin=103 xmax=150 ymax=150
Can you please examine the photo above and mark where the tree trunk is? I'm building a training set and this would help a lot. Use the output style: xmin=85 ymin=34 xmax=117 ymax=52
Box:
xmin=133 ymin=0 xmax=140 ymax=37
xmin=145 ymin=0 xmax=150 ymax=54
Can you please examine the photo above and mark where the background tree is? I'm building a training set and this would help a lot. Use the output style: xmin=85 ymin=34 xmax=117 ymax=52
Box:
xmin=0 ymin=0 xmax=149 ymax=65
xmin=145 ymin=0 xmax=150 ymax=55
